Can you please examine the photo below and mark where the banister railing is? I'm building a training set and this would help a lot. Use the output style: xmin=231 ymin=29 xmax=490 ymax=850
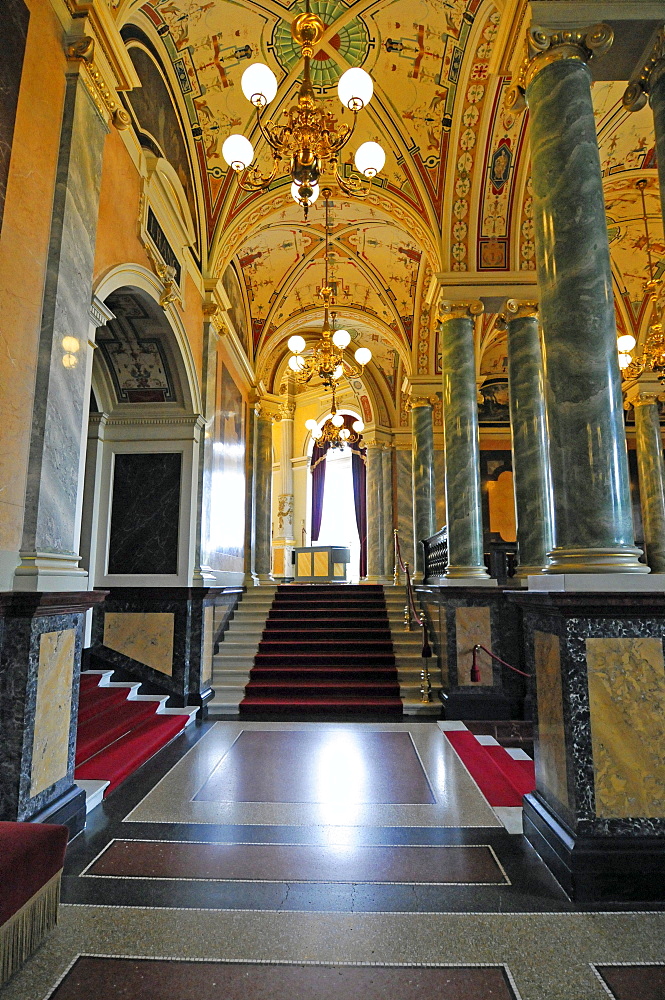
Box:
xmin=393 ymin=528 xmax=433 ymax=704
xmin=422 ymin=527 xmax=448 ymax=585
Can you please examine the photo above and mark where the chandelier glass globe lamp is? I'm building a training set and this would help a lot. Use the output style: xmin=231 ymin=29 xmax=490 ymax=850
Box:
xmin=221 ymin=4 xmax=386 ymax=217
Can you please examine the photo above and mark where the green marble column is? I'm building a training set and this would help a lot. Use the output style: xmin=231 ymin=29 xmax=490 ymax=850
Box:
xmin=365 ymin=443 xmax=385 ymax=583
xmin=525 ymin=25 xmax=645 ymax=574
xmin=253 ymin=408 xmax=273 ymax=584
xmin=411 ymin=399 xmax=436 ymax=579
xmin=633 ymin=390 xmax=665 ymax=573
xmin=504 ymin=301 xmax=553 ymax=577
xmin=623 ymin=29 xmax=665 ymax=222
xmin=439 ymin=301 xmax=490 ymax=580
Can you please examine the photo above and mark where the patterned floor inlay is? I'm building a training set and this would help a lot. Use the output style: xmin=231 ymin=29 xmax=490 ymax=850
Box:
xmin=45 ymin=957 xmax=520 ymax=1000
xmin=125 ymin=722 xmax=500 ymax=827
xmin=194 ymin=730 xmax=435 ymax=804
xmin=81 ymin=839 xmax=509 ymax=885
xmin=593 ymin=963 xmax=665 ymax=999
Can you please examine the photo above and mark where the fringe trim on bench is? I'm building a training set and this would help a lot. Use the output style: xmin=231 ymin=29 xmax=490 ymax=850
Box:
xmin=1 ymin=870 xmax=62 ymax=985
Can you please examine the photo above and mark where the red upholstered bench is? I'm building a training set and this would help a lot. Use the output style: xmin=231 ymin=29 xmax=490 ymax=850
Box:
xmin=0 ymin=822 xmax=68 ymax=985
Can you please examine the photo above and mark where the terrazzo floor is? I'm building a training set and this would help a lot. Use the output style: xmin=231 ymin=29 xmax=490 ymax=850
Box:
xmin=2 ymin=720 xmax=663 ymax=1000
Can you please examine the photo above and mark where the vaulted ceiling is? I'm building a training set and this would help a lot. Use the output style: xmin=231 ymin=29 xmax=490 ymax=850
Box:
xmin=120 ymin=0 xmax=663 ymax=404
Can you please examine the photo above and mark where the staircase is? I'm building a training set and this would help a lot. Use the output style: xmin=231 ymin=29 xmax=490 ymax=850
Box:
xmin=385 ymin=586 xmax=440 ymax=715
xmin=75 ymin=671 xmax=197 ymax=810
xmin=440 ymin=721 xmax=535 ymax=833
xmin=239 ymin=584 xmax=403 ymax=716
xmin=208 ymin=587 xmax=277 ymax=715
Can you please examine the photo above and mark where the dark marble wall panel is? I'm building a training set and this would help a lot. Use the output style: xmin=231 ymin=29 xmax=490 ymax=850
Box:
xmin=0 ymin=0 xmax=29 ymax=234
xmin=108 ymin=453 xmax=181 ymax=575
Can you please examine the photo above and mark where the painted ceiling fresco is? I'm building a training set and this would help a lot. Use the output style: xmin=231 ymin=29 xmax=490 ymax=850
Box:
xmin=117 ymin=0 xmax=661 ymax=414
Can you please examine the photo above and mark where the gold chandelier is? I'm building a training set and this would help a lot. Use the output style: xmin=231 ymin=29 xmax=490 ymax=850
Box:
xmin=286 ymin=189 xmax=372 ymax=386
xmin=306 ymin=381 xmax=365 ymax=448
xmin=620 ymin=178 xmax=664 ymax=380
xmin=221 ymin=3 xmax=386 ymax=217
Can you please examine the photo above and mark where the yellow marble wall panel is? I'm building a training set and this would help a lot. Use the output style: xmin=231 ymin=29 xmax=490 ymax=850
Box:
xmin=334 ymin=562 xmax=345 ymax=577
xmin=104 ymin=613 xmax=174 ymax=675
xmin=586 ymin=637 xmax=665 ymax=819
xmin=30 ymin=628 xmax=76 ymax=798
xmin=534 ymin=631 xmax=570 ymax=811
xmin=313 ymin=550 xmax=328 ymax=576
xmin=272 ymin=548 xmax=284 ymax=577
xmin=297 ymin=552 xmax=311 ymax=577
xmin=201 ymin=605 xmax=214 ymax=686
xmin=456 ymin=606 xmax=492 ymax=685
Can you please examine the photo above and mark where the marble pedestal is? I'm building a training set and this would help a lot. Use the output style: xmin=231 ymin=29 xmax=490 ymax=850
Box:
xmin=416 ymin=586 xmax=525 ymax=719
xmin=90 ymin=588 xmax=232 ymax=717
xmin=509 ymin=591 xmax=665 ymax=903
xmin=0 ymin=590 xmax=107 ymax=837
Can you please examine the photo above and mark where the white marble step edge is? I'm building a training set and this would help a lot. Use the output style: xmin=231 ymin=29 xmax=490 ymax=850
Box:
xmin=436 ymin=720 xmax=527 ymax=834
xmin=80 ymin=671 xmax=197 ymax=726
xmin=75 ymin=779 xmax=110 ymax=814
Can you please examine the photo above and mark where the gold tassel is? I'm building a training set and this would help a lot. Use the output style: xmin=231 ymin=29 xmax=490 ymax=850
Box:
xmin=0 ymin=870 xmax=62 ymax=985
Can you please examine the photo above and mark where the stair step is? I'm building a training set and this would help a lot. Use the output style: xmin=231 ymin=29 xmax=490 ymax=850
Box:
xmin=75 ymin=715 xmax=187 ymax=793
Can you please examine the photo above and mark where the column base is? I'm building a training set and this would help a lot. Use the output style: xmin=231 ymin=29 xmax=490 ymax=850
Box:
xmin=14 ymin=551 xmax=88 ymax=592
xmin=545 ymin=546 xmax=648 ymax=574
xmin=524 ymin=792 xmax=665 ymax=904
xmin=255 ymin=574 xmax=275 ymax=586
xmin=442 ymin=575 xmax=497 ymax=587
xmin=445 ymin=564 xmax=492 ymax=580
xmin=364 ymin=575 xmax=393 ymax=585
xmin=529 ymin=573 xmax=665 ymax=592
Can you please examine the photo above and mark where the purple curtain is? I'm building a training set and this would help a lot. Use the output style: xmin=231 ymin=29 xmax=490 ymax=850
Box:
xmin=310 ymin=441 xmax=329 ymax=541
xmin=351 ymin=445 xmax=368 ymax=578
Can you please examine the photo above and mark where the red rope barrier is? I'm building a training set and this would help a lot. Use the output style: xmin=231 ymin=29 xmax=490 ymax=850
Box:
xmin=471 ymin=643 xmax=531 ymax=683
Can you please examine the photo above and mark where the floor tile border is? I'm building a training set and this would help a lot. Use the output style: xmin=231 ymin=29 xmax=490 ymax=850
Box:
xmin=78 ymin=838 xmax=511 ymax=885
xmin=589 ymin=961 xmax=665 ymax=999
xmin=42 ymin=953 xmax=523 ymax=1000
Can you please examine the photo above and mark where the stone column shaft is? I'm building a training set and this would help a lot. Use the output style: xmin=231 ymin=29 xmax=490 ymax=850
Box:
xmin=623 ymin=28 xmax=665 ymax=224
xmin=253 ymin=410 xmax=273 ymax=583
xmin=273 ymin=400 xmax=295 ymax=580
xmin=365 ymin=444 xmax=384 ymax=582
xmin=411 ymin=400 xmax=436 ymax=579
xmin=439 ymin=301 xmax=490 ymax=580
xmin=16 ymin=68 xmax=109 ymax=591
xmin=634 ymin=393 xmax=665 ymax=573
xmin=193 ymin=317 xmax=220 ymax=585
xmin=381 ymin=445 xmax=394 ymax=580
xmin=524 ymin=25 xmax=645 ymax=574
xmin=504 ymin=302 xmax=554 ymax=576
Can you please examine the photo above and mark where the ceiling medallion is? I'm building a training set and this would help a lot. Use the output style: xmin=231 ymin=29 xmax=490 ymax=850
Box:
xmin=286 ymin=190 xmax=372 ymax=387
xmin=221 ymin=2 xmax=385 ymax=217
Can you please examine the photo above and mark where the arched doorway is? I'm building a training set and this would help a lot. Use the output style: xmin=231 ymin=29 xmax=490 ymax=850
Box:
xmin=307 ymin=410 xmax=366 ymax=583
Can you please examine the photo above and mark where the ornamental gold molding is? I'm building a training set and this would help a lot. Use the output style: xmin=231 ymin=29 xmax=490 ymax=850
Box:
xmin=144 ymin=241 xmax=179 ymax=308
xmin=623 ymin=26 xmax=665 ymax=112
xmin=438 ymin=299 xmax=484 ymax=322
xmin=66 ymin=34 xmax=130 ymax=129
xmin=506 ymin=23 xmax=613 ymax=111
xmin=277 ymin=494 xmax=294 ymax=531
xmin=405 ymin=395 xmax=438 ymax=412
xmin=279 ymin=400 xmax=296 ymax=419
xmin=506 ymin=299 xmax=539 ymax=320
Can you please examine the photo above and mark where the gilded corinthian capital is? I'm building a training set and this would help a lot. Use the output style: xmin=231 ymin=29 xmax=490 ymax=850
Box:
xmin=437 ymin=299 xmax=484 ymax=322
xmin=623 ymin=26 xmax=665 ymax=112
xmin=506 ymin=299 xmax=539 ymax=320
xmin=506 ymin=23 xmax=613 ymax=112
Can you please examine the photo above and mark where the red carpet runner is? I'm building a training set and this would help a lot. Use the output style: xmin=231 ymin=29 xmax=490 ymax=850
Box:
xmin=75 ymin=673 xmax=190 ymax=795
xmin=444 ymin=730 xmax=535 ymax=807
xmin=239 ymin=584 xmax=403 ymax=716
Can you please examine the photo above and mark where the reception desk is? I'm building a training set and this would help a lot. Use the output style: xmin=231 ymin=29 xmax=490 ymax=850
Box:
xmin=294 ymin=546 xmax=350 ymax=582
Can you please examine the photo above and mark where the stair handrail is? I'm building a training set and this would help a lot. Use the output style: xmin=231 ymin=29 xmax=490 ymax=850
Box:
xmin=471 ymin=642 xmax=532 ymax=683
xmin=393 ymin=528 xmax=433 ymax=704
